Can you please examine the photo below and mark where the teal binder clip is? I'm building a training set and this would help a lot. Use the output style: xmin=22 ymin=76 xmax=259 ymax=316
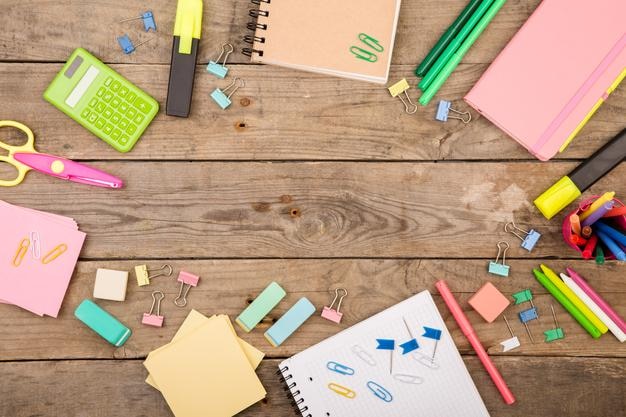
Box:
xmin=236 ymin=281 xmax=286 ymax=332
xmin=74 ymin=299 xmax=132 ymax=347
xmin=206 ymin=43 xmax=234 ymax=79
xmin=210 ymin=77 xmax=245 ymax=109
xmin=488 ymin=241 xmax=510 ymax=277
xmin=264 ymin=297 xmax=315 ymax=347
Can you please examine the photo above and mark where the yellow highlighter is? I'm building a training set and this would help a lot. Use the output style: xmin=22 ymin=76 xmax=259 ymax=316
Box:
xmin=540 ymin=265 xmax=608 ymax=334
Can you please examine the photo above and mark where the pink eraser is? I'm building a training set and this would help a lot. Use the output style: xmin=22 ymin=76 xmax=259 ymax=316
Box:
xmin=142 ymin=313 xmax=164 ymax=327
xmin=468 ymin=282 xmax=510 ymax=323
xmin=178 ymin=271 xmax=200 ymax=286
xmin=321 ymin=306 xmax=343 ymax=323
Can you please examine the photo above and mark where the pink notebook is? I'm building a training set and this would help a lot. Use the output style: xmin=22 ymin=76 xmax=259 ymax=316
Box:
xmin=464 ymin=0 xmax=626 ymax=161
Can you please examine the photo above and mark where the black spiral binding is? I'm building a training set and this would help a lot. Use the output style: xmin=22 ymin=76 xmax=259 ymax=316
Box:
xmin=242 ymin=0 xmax=271 ymax=57
xmin=277 ymin=366 xmax=312 ymax=417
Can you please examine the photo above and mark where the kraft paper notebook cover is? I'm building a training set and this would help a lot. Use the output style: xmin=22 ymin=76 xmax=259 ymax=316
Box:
xmin=243 ymin=0 xmax=402 ymax=84
xmin=144 ymin=315 xmax=266 ymax=417
xmin=278 ymin=290 xmax=490 ymax=417
xmin=464 ymin=0 xmax=626 ymax=161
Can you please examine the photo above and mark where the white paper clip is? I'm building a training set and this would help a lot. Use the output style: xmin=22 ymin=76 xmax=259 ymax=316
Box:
xmin=500 ymin=315 xmax=521 ymax=352
xmin=321 ymin=288 xmax=347 ymax=323
xmin=142 ymin=291 xmax=165 ymax=327
xmin=211 ymin=77 xmax=245 ymax=110
xmin=505 ymin=221 xmax=541 ymax=252
xmin=30 ymin=231 xmax=41 ymax=260
xmin=174 ymin=270 xmax=200 ymax=307
xmin=435 ymin=100 xmax=471 ymax=123
xmin=387 ymin=79 xmax=417 ymax=114
xmin=135 ymin=264 xmax=173 ymax=287
xmin=206 ymin=43 xmax=234 ymax=79
xmin=488 ymin=241 xmax=510 ymax=277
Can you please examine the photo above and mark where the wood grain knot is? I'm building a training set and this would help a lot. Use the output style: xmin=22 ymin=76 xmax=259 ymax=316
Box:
xmin=289 ymin=208 xmax=301 ymax=218
xmin=235 ymin=121 xmax=247 ymax=131
xmin=239 ymin=97 xmax=251 ymax=106
xmin=252 ymin=202 xmax=271 ymax=212
xmin=280 ymin=194 xmax=293 ymax=204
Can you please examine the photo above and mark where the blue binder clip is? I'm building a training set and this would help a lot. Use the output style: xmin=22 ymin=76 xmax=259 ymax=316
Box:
xmin=211 ymin=77 xmax=245 ymax=110
xmin=488 ymin=241 xmax=510 ymax=277
xmin=435 ymin=100 xmax=471 ymax=123
xmin=505 ymin=221 xmax=541 ymax=252
xmin=120 ymin=10 xmax=157 ymax=32
xmin=519 ymin=307 xmax=539 ymax=323
xmin=207 ymin=44 xmax=234 ymax=79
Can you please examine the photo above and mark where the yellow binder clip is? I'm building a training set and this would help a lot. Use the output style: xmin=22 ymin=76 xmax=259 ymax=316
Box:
xmin=388 ymin=79 xmax=417 ymax=114
xmin=135 ymin=264 xmax=173 ymax=286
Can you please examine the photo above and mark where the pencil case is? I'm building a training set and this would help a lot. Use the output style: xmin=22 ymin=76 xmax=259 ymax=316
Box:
xmin=562 ymin=196 xmax=626 ymax=261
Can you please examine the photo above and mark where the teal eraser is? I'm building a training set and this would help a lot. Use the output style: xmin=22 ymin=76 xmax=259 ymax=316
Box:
xmin=74 ymin=299 xmax=132 ymax=347
xmin=264 ymin=297 xmax=315 ymax=347
xmin=236 ymin=281 xmax=286 ymax=332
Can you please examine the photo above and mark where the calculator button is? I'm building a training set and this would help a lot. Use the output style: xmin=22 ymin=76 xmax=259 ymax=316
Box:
xmin=126 ymin=124 xmax=137 ymax=136
xmin=95 ymin=102 xmax=106 ymax=113
xmin=111 ymin=129 xmax=122 ymax=141
xmin=96 ymin=87 xmax=105 ymax=97
xmin=118 ymin=86 xmax=129 ymax=98
xmin=133 ymin=113 xmax=145 ymax=124
xmin=88 ymin=113 xmax=98 ymax=123
xmin=126 ymin=91 xmax=137 ymax=103
xmin=81 ymin=108 xmax=91 ymax=118
xmin=104 ymin=77 xmax=113 ymax=87
xmin=119 ymin=118 xmax=130 ymax=130
xmin=133 ymin=97 xmax=152 ymax=114
xmin=95 ymin=118 xmax=106 ymax=129
xmin=126 ymin=108 xmax=137 ymax=119
xmin=111 ymin=81 xmax=121 ymax=92
xmin=103 ymin=123 xmax=114 ymax=135
xmin=111 ymin=97 xmax=121 ymax=108
xmin=102 ymin=91 xmax=113 ymax=102
xmin=119 ymin=134 xmax=130 ymax=145
xmin=111 ymin=112 xmax=122 ymax=124
xmin=118 ymin=102 xmax=129 ymax=113
xmin=89 ymin=98 xmax=98 ymax=108
xmin=103 ymin=107 xmax=114 ymax=119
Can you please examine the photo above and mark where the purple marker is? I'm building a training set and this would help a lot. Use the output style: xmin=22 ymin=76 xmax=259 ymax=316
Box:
xmin=581 ymin=201 xmax=615 ymax=228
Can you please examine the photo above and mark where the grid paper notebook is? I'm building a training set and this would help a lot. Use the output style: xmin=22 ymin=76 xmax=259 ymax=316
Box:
xmin=278 ymin=290 xmax=490 ymax=417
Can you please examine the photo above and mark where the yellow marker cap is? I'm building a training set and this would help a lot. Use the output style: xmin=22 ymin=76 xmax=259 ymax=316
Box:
xmin=173 ymin=0 xmax=203 ymax=54
xmin=534 ymin=176 xmax=581 ymax=220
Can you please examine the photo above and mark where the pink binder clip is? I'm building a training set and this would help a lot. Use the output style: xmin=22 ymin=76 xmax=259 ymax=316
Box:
xmin=321 ymin=288 xmax=348 ymax=323
xmin=142 ymin=291 xmax=165 ymax=327
xmin=174 ymin=270 xmax=200 ymax=307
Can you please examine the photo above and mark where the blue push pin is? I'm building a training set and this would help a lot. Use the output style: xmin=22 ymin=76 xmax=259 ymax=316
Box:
xmin=120 ymin=10 xmax=157 ymax=32
xmin=207 ymin=44 xmax=234 ymax=79
xmin=116 ymin=34 xmax=153 ymax=55
xmin=505 ymin=221 xmax=541 ymax=252
xmin=488 ymin=241 xmax=510 ymax=277
xmin=211 ymin=78 xmax=245 ymax=110
xmin=435 ymin=100 xmax=471 ymax=123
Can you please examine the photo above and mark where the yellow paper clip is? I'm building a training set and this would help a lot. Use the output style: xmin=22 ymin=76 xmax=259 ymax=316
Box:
xmin=388 ymin=79 xmax=417 ymax=114
xmin=41 ymin=243 xmax=67 ymax=265
xmin=328 ymin=382 xmax=356 ymax=399
xmin=13 ymin=238 xmax=30 ymax=267
xmin=135 ymin=264 xmax=173 ymax=286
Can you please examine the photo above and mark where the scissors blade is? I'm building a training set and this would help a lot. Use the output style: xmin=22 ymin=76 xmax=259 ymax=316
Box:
xmin=13 ymin=152 xmax=123 ymax=189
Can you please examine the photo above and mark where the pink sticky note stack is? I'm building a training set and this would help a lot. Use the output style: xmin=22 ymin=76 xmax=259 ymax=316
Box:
xmin=0 ymin=200 xmax=86 ymax=317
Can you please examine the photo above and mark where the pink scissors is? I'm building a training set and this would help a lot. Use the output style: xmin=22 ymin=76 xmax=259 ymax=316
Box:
xmin=0 ymin=120 xmax=123 ymax=188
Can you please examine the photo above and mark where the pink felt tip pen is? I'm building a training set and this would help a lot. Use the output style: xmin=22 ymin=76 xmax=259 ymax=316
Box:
xmin=436 ymin=280 xmax=516 ymax=405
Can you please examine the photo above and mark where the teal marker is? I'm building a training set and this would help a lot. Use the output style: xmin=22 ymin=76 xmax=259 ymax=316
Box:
xmin=418 ymin=0 xmax=495 ymax=91
xmin=419 ymin=0 xmax=507 ymax=106
xmin=236 ymin=281 xmax=286 ymax=332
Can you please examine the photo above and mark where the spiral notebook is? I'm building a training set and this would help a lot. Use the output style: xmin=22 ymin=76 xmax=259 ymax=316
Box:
xmin=243 ymin=0 xmax=402 ymax=84
xmin=278 ymin=290 xmax=490 ymax=417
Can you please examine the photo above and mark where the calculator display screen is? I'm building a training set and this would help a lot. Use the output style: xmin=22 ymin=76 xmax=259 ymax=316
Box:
xmin=65 ymin=65 xmax=100 ymax=108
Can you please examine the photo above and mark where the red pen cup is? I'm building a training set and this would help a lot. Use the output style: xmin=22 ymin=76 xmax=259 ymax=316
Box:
xmin=562 ymin=196 xmax=626 ymax=260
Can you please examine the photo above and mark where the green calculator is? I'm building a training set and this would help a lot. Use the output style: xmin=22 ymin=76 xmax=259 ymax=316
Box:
xmin=44 ymin=48 xmax=159 ymax=153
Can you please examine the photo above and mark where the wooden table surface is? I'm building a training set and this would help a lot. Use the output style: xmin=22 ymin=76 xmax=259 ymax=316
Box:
xmin=1 ymin=1 xmax=624 ymax=416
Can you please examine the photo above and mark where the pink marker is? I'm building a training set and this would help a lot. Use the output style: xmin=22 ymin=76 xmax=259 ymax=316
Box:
xmin=436 ymin=280 xmax=516 ymax=405
xmin=566 ymin=268 xmax=626 ymax=334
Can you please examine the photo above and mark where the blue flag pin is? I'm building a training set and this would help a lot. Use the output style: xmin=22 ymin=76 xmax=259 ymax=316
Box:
xmin=422 ymin=326 xmax=442 ymax=361
xmin=399 ymin=339 xmax=419 ymax=355
xmin=376 ymin=338 xmax=395 ymax=374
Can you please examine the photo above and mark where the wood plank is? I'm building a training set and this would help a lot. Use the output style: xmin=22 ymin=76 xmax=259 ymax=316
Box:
xmin=1 ymin=357 xmax=623 ymax=417
xmin=0 ymin=0 xmax=542 ymax=65
xmin=0 ymin=260 xmax=623 ymax=360
xmin=1 ymin=63 xmax=623 ymax=161
xmin=1 ymin=161 xmax=624 ymax=258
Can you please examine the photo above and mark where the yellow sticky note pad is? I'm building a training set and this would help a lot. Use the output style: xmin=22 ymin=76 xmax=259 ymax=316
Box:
xmin=144 ymin=313 xmax=266 ymax=417
xmin=388 ymin=78 xmax=410 ymax=97
xmin=145 ymin=310 xmax=264 ymax=390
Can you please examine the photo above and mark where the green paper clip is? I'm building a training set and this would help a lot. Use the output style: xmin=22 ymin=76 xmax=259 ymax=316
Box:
xmin=350 ymin=46 xmax=377 ymax=63
xmin=359 ymin=33 xmax=384 ymax=52
xmin=512 ymin=289 xmax=533 ymax=305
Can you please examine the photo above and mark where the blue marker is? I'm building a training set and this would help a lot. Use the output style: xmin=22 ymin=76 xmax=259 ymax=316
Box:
xmin=595 ymin=230 xmax=626 ymax=261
